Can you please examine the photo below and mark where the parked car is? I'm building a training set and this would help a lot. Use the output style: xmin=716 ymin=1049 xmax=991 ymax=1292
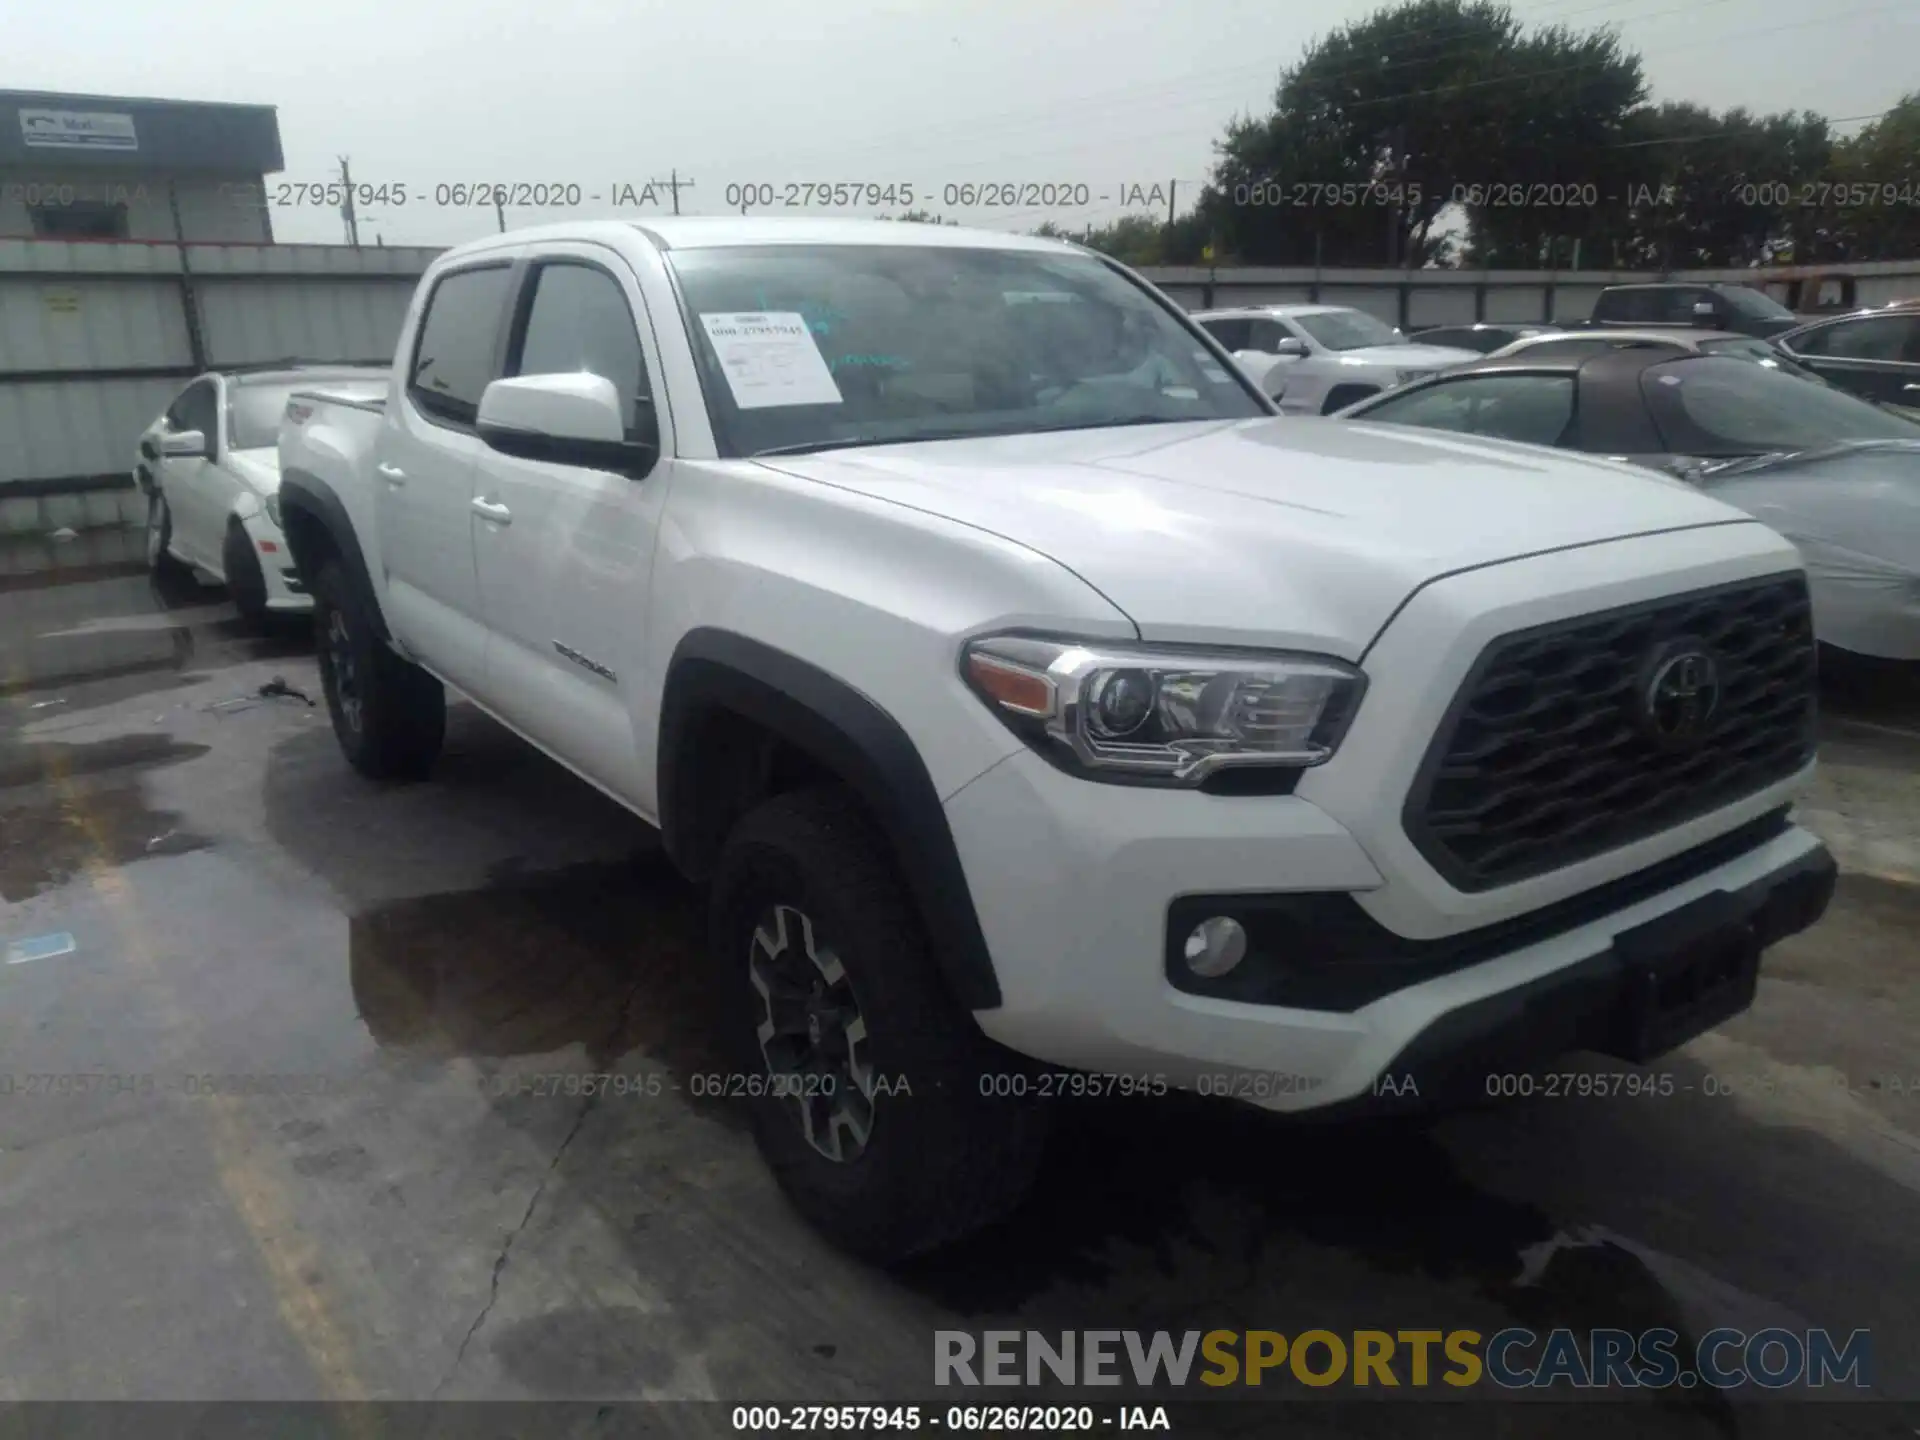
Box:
xmin=1583 ymin=282 xmax=1803 ymax=339
xmin=1340 ymin=348 xmax=1920 ymax=661
xmin=279 ymin=218 xmax=1833 ymax=1260
xmin=137 ymin=364 xmax=389 ymax=620
xmin=1485 ymin=328 xmax=1830 ymax=383
xmin=1189 ymin=303 xmax=1478 ymax=413
xmin=1774 ymin=307 xmax=1920 ymax=416
xmin=1407 ymin=322 xmax=1559 ymax=354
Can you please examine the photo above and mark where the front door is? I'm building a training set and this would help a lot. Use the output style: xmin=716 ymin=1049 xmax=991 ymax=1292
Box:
xmin=376 ymin=260 xmax=517 ymax=695
xmin=158 ymin=378 xmax=221 ymax=566
xmin=1783 ymin=313 xmax=1920 ymax=413
xmin=471 ymin=246 xmax=675 ymax=808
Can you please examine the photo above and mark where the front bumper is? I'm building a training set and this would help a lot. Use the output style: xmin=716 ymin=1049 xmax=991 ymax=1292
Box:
xmin=946 ymin=746 xmax=1834 ymax=1113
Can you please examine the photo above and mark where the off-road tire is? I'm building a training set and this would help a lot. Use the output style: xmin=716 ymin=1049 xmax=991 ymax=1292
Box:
xmin=710 ymin=786 xmax=1049 ymax=1261
xmin=312 ymin=558 xmax=445 ymax=781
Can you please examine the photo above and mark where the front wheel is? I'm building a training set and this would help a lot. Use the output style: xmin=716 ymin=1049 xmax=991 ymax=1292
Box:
xmin=312 ymin=559 xmax=445 ymax=781
xmin=223 ymin=520 xmax=270 ymax=626
xmin=710 ymin=788 xmax=1048 ymax=1261
xmin=145 ymin=492 xmax=187 ymax=579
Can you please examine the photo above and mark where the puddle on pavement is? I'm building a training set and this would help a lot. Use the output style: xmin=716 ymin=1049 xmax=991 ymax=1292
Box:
xmin=0 ymin=733 xmax=214 ymax=901
xmin=349 ymin=857 xmax=728 ymax=1098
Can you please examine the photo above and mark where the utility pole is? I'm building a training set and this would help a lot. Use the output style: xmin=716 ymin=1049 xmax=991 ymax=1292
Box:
xmin=339 ymin=155 xmax=359 ymax=247
xmin=1166 ymin=179 xmax=1177 ymax=231
xmin=649 ymin=169 xmax=695 ymax=216
xmin=494 ymin=186 xmax=507 ymax=233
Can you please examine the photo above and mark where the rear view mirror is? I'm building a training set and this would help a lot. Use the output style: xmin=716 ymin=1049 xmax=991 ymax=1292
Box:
xmin=1690 ymin=301 xmax=1718 ymax=325
xmin=477 ymin=373 xmax=657 ymax=475
xmin=161 ymin=429 xmax=207 ymax=458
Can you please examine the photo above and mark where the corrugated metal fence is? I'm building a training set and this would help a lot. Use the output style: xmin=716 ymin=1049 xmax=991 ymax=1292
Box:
xmin=3 ymin=237 xmax=1917 ymax=534
xmin=0 ymin=238 xmax=435 ymax=534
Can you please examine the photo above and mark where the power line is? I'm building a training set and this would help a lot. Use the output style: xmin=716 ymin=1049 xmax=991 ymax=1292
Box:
xmin=1602 ymin=107 xmax=1899 ymax=150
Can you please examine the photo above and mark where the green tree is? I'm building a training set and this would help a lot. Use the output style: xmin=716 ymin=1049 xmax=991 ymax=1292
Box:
xmin=1821 ymin=94 xmax=1920 ymax=262
xmin=1198 ymin=0 xmax=1645 ymax=267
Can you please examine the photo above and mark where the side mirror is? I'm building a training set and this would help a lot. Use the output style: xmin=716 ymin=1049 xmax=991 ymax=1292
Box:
xmin=140 ymin=437 xmax=159 ymax=461
xmin=161 ymin=429 xmax=207 ymax=458
xmin=1271 ymin=336 xmax=1309 ymax=358
xmin=1690 ymin=301 xmax=1718 ymax=326
xmin=477 ymin=373 xmax=657 ymax=474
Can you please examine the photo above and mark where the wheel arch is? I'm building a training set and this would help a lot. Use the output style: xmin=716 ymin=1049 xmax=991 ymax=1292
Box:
xmin=659 ymin=628 xmax=1003 ymax=1011
xmin=279 ymin=469 xmax=388 ymax=641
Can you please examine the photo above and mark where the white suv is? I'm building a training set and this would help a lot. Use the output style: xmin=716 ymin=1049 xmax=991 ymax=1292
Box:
xmin=1192 ymin=303 xmax=1478 ymax=414
xmin=277 ymin=218 xmax=1836 ymax=1261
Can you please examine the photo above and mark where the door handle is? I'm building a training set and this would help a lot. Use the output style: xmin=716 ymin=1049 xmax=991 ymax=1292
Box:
xmin=471 ymin=497 xmax=513 ymax=525
xmin=1903 ymin=383 xmax=1920 ymax=393
xmin=377 ymin=462 xmax=407 ymax=486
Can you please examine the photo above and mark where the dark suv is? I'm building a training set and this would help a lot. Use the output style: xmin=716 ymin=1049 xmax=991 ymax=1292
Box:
xmin=1584 ymin=282 xmax=1802 ymax=339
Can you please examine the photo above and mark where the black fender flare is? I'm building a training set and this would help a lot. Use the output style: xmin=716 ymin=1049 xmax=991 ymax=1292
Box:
xmin=659 ymin=629 xmax=1003 ymax=1011
xmin=278 ymin=469 xmax=389 ymax=641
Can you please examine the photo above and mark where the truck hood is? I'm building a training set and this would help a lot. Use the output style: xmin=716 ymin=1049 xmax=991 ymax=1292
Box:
xmin=1325 ymin=343 xmax=1479 ymax=370
xmin=757 ymin=417 xmax=1755 ymax=654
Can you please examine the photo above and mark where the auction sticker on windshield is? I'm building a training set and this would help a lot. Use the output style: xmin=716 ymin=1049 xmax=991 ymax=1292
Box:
xmin=700 ymin=312 xmax=845 ymax=409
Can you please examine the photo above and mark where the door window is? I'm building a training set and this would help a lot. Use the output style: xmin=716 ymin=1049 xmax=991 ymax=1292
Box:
xmin=509 ymin=262 xmax=653 ymax=439
xmin=1793 ymin=315 xmax=1916 ymax=362
xmin=408 ymin=265 xmax=514 ymax=427
xmin=1247 ymin=319 xmax=1290 ymax=352
xmin=1199 ymin=317 xmax=1252 ymax=351
xmin=165 ymin=380 xmax=218 ymax=441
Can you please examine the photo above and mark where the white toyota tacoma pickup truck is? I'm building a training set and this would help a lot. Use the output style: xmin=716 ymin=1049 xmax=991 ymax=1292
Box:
xmin=278 ymin=217 xmax=1836 ymax=1261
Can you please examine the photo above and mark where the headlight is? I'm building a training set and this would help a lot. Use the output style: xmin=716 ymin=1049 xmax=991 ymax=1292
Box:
xmin=962 ymin=635 xmax=1365 ymax=785
xmin=263 ymin=492 xmax=283 ymax=530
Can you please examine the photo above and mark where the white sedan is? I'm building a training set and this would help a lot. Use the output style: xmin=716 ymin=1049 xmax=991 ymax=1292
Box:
xmin=136 ymin=366 xmax=387 ymax=620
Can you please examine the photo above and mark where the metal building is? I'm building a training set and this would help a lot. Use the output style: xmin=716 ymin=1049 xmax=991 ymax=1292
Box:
xmin=1 ymin=89 xmax=283 ymax=244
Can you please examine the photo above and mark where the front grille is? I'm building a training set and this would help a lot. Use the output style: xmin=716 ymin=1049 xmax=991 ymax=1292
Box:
xmin=1405 ymin=573 xmax=1816 ymax=891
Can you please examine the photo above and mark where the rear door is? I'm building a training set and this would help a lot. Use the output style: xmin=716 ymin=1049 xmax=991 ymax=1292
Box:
xmin=1780 ymin=314 xmax=1920 ymax=412
xmin=471 ymin=245 xmax=675 ymax=806
xmin=377 ymin=259 xmax=518 ymax=694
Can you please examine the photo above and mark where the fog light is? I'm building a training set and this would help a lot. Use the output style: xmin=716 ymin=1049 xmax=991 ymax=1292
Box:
xmin=1184 ymin=916 xmax=1248 ymax=978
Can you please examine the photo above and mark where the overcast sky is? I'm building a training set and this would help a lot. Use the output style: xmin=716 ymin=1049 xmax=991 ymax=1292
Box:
xmin=13 ymin=0 xmax=1918 ymax=246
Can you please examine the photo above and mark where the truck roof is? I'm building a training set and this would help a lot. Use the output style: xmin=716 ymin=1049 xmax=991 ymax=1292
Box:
xmin=440 ymin=216 xmax=1085 ymax=261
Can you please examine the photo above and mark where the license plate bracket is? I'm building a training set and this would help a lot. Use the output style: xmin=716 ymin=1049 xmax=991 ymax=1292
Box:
xmin=1605 ymin=892 xmax=1761 ymax=1063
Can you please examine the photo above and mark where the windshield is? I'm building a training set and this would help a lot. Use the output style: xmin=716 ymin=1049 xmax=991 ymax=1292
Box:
xmin=1717 ymin=285 xmax=1797 ymax=321
xmin=1644 ymin=356 xmax=1920 ymax=454
xmin=666 ymin=245 xmax=1265 ymax=456
xmin=1291 ymin=309 xmax=1403 ymax=351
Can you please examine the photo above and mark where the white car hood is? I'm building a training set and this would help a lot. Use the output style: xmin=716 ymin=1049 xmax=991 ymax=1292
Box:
xmin=758 ymin=417 xmax=1755 ymax=653
xmin=1328 ymin=343 xmax=1479 ymax=369
xmin=226 ymin=447 xmax=283 ymax=494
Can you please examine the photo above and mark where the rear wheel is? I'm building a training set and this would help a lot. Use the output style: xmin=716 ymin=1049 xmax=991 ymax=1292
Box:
xmin=312 ymin=559 xmax=445 ymax=781
xmin=709 ymin=787 xmax=1049 ymax=1261
xmin=223 ymin=520 xmax=270 ymax=626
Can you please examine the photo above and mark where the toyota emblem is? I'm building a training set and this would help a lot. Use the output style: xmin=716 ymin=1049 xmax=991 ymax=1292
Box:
xmin=1641 ymin=644 xmax=1721 ymax=745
